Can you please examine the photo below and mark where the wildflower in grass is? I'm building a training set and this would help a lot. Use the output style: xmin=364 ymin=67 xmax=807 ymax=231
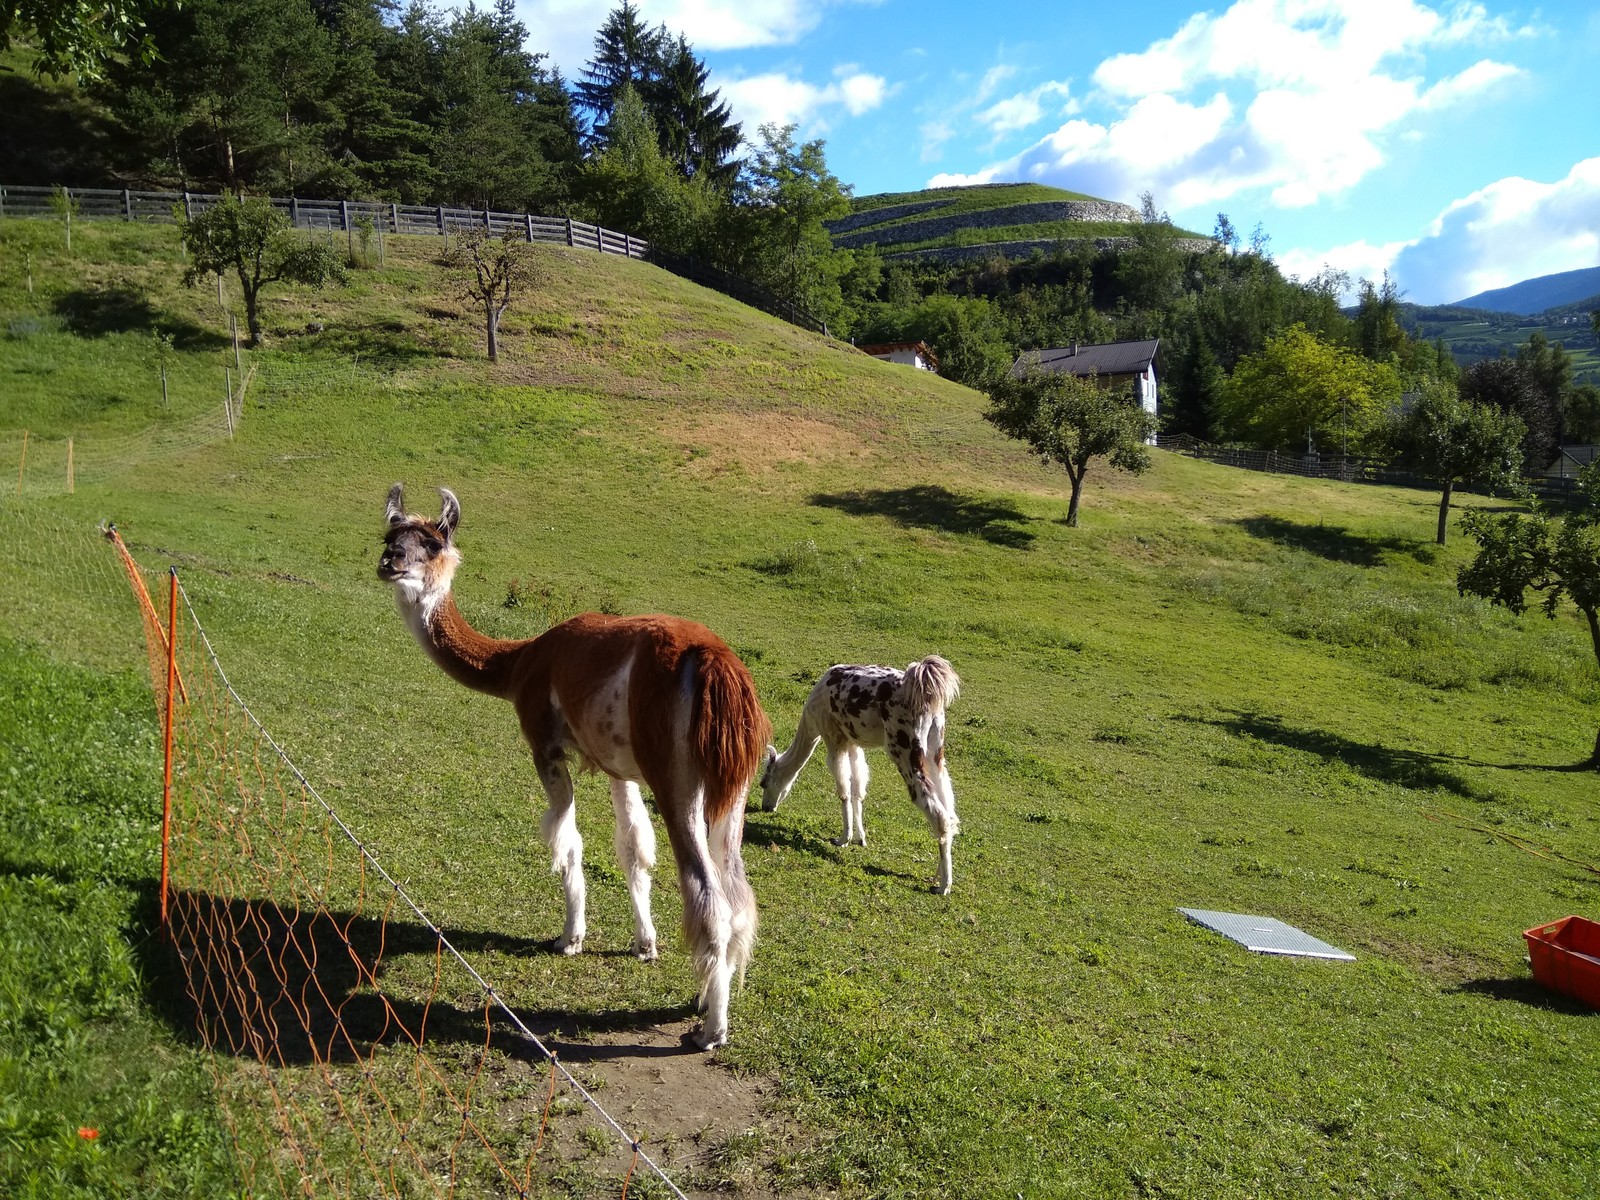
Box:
xmin=78 ymin=1126 xmax=99 ymax=1140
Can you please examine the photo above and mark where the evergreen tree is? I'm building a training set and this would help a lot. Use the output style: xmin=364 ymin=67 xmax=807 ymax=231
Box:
xmin=434 ymin=1 xmax=578 ymax=212
xmin=1166 ymin=317 xmax=1224 ymax=438
xmin=576 ymin=1 xmax=665 ymax=148
xmin=580 ymin=84 xmax=715 ymax=254
xmin=646 ymin=35 xmax=741 ymax=189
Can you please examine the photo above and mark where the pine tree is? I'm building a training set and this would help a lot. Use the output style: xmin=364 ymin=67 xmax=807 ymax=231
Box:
xmin=646 ymin=35 xmax=741 ymax=189
xmin=575 ymin=1 xmax=665 ymax=148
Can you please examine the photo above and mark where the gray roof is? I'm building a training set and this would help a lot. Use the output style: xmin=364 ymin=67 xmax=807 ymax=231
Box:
xmin=1013 ymin=338 xmax=1159 ymax=379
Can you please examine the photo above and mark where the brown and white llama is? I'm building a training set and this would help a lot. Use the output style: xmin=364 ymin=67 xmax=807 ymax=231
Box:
xmin=377 ymin=484 xmax=769 ymax=1049
xmin=760 ymin=657 xmax=961 ymax=894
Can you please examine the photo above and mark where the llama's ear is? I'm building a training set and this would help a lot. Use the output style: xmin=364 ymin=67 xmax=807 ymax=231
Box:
xmin=385 ymin=483 xmax=406 ymax=526
xmin=437 ymin=487 xmax=460 ymax=541
xmin=765 ymin=745 xmax=777 ymax=766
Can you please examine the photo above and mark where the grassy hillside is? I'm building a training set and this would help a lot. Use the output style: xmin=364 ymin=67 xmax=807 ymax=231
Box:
xmin=3 ymin=217 xmax=1599 ymax=1198
xmin=829 ymin=182 xmax=1205 ymax=258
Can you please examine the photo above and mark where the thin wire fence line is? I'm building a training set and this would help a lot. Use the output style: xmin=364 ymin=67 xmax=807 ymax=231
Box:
xmin=1157 ymin=432 xmax=1585 ymax=499
xmin=171 ymin=572 xmax=688 ymax=1200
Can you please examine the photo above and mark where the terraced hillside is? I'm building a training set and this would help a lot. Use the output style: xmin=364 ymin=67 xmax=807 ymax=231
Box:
xmin=4 ymin=216 xmax=1599 ymax=1199
xmin=830 ymin=181 xmax=1209 ymax=262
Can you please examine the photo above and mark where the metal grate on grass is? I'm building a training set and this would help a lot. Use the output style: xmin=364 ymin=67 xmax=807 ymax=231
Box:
xmin=1179 ymin=908 xmax=1355 ymax=961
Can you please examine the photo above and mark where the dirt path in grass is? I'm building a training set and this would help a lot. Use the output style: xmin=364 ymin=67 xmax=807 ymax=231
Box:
xmin=517 ymin=1016 xmax=825 ymax=1198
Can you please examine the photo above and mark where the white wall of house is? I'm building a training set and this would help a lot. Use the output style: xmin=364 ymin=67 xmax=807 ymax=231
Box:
xmin=1139 ymin=365 xmax=1158 ymax=443
xmin=871 ymin=347 xmax=936 ymax=371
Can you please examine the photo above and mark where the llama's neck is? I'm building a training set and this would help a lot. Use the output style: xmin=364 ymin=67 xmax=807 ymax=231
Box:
xmin=767 ymin=726 xmax=821 ymax=802
xmin=398 ymin=589 xmax=524 ymax=699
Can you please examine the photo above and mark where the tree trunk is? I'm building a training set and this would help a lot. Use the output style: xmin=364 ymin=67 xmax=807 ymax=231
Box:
xmin=1066 ymin=474 xmax=1084 ymax=527
xmin=486 ymin=308 xmax=498 ymax=362
xmin=1436 ymin=480 xmax=1453 ymax=545
xmin=242 ymin=282 xmax=263 ymax=347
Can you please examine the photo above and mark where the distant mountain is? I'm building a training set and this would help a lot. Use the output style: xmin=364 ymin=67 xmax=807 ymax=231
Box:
xmin=1397 ymin=298 xmax=1599 ymax=385
xmin=1452 ymin=267 xmax=1600 ymax=315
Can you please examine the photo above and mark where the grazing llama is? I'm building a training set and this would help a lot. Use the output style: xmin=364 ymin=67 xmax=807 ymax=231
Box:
xmin=377 ymin=484 xmax=769 ymax=1049
xmin=760 ymin=657 xmax=961 ymax=894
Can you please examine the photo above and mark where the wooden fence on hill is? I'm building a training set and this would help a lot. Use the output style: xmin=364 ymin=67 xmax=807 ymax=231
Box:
xmin=0 ymin=184 xmax=831 ymax=335
xmin=0 ymin=183 xmax=650 ymax=258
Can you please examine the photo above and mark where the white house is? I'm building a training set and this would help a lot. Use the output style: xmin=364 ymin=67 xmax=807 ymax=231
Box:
xmin=857 ymin=340 xmax=940 ymax=371
xmin=1010 ymin=338 xmax=1160 ymax=441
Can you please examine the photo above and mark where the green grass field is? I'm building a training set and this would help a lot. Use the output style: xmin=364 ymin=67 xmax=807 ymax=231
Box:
xmin=3 ymin=217 xmax=1598 ymax=1198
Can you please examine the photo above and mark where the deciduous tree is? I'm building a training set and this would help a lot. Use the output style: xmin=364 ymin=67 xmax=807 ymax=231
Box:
xmin=180 ymin=193 xmax=345 ymax=345
xmin=1460 ymin=356 xmax=1559 ymax=473
xmin=445 ymin=226 xmax=543 ymax=362
xmin=1217 ymin=323 xmax=1400 ymax=452
xmin=1458 ymin=462 xmax=1600 ymax=766
xmin=1388 ymin=381 xmax=1525 ymax=544
xmin=986 ymin=368 xmax=1156 ymax=527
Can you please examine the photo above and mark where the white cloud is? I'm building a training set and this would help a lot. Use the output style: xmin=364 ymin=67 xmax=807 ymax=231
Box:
xmin=937 ymin=0 xmax=1523 ymax=211
xmin=977 ymin=80 xmax=1076 ymax=138
xmin=1275 ymin=157 xmax=1600 ymax=304
xmin=920 ymin=118 xmax=955 ymax=162
xmin=1390 ymin=156 xmax=1600 ymax=303
xmin=512 ymin=0 xmax=874 ymax=74
xmin=720 ymin=68 xmax=890 ymax=134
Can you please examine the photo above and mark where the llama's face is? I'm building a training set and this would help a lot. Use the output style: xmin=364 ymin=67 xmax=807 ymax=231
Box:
xmin=378 ymin=484 xmax=461 ymax=609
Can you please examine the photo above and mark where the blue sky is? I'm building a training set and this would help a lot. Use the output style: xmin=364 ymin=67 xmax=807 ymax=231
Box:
xmin=515 ymin=1 xmax=1600 ymax=305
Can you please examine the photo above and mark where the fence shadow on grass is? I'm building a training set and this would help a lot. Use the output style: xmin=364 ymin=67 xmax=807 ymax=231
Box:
xmin=1234 ymin=515 xmax=1437 ymax=567
xmin=131 ymin=885 xmax=705 ymax=1068
xmin=1180 ymin=710 xmax=1488 ymax=800
xmin=809 ymin=485 xmax=1035 ymax=548
xmin=51 ymin=285 xmax=226 ymax=350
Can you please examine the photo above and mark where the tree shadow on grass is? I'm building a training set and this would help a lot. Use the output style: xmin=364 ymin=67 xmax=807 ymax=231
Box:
xmin=125 ymin=884 xmax=710 ymax=1067
xmin=295 ymin=321 xmax=453 ymax=369
xmin=809 ymin=485 xmax=1035 ymax=548
xmin=1235 ymin=515 xmax=1437 ymax=567
xmin=1178 ymin=710 xmax=1488 ymax=801
xmin=1450 ymin=977 xmax=1596 ymax=1016
xmin=51 ymin=285 xmax=226 ymax=350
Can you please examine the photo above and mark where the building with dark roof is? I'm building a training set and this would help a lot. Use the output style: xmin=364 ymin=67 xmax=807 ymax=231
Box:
xmin=1011 ymin=339 xmax=1160 ymax=439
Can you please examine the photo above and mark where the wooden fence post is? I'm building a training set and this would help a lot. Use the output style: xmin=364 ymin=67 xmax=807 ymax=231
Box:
xmin=483 ymin=208 xmax=492 ymax=232
xmin=182 ymin=191 xmax=191 ymax=220
xmin=525 ymin=213 xmax=534 ymax=242
xmin=289 ymin=196 xmax=299 ymax=226
xmin=390 ymin=202 xmax=399 ymax=233
xmin=223 ymin=373 xmax=234 ymax=438
xmin=340 ymin=199 xmax=350 ymax=231
xmin=437 ymin=205 xmax=446 ymax=235
xmin=122 ymin=188 xmax=132 ymax=220
xmin=565 ymin=217 xmax=573 ymax=247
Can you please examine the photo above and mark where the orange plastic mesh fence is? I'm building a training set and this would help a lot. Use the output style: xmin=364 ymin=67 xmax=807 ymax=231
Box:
xmin=106 ymin=536 xmax=685 ymax=1199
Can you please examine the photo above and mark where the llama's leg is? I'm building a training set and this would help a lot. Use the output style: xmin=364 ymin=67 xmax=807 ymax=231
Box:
xmin=825 ymin=739 xmax=854 ymax=846
xmin=610 ymin=778 xmax=658 ymax=961
xmin=849 ymin=746 xmax=870 ymax=847
xmin=536 ymin=752 xmax=586 ymax=954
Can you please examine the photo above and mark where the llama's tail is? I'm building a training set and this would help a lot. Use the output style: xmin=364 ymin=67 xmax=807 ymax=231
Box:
xmin=900 ymin=654 xmax=961 ymax=717
xmin=692 ymin=644 xmax=768 ymax=982
xmin=692 ymin=644 xmax=772 ymax=827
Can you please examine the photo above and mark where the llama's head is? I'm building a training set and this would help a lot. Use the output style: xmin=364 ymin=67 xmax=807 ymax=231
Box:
xmin=378 ymin=483 xmax=462 ymax=623
xmin=757 ymin=744 xmax=789 ymax=812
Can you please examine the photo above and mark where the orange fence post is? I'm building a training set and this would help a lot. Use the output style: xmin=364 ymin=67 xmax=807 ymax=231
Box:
xmin=159 ymin=566 xmax=178 ymax=935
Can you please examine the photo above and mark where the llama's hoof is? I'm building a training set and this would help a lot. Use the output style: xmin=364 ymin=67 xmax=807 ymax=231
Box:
xmin=693 ymin=1024 xmax=728 ymax=1051
xmin=635 ymin=938 xmax=658 ymax=962
xmin=555 ymin=934 xmax=584 ymax=956
xmin=830 ymin=835 xmax=849 ymax=847
xmin=932 ymin=879 xmax=952 ymax=896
